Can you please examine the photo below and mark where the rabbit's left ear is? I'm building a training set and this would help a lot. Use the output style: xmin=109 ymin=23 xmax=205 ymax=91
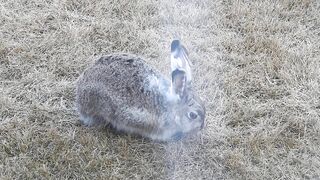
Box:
xmin=171 ymin=69 xmax=187 ymax=99
xmin=170 ymin=40 xmax=192 ymax=83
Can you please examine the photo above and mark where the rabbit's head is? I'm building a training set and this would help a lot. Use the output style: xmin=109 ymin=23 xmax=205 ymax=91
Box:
xmin=170 ymin=40 xmax=206 ymax=136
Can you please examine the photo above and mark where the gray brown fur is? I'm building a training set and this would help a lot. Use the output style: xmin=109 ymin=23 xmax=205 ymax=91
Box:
xmin=76 ymin=52 xmax=205 ymax=141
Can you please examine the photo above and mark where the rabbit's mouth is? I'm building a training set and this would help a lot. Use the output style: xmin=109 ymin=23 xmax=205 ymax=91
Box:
xmin=171 ymin=128 xmax=203 ymax=141
xmin=180 ymin=125 xmax=204 ymax=137
xmin=171 ymin=131 xmax=184 ymax=141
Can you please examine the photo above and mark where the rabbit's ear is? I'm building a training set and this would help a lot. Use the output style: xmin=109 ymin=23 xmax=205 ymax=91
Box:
xmin=170 ymin=40 xmax=192 ymax=83
xmin=171 ymin=69 xmax=187 ymax=99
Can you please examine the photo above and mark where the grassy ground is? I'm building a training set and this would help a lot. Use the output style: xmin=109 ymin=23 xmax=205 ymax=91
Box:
xmin=1 ymin=0 xmax=319 ymax=179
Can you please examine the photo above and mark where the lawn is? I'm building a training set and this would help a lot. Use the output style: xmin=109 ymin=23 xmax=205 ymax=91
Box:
xmin=0 ymin=0 xmax=319 ymax=179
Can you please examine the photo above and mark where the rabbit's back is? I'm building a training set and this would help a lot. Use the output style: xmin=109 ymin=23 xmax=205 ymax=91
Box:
xmin=76 ymin=54 xmax=171 ymax=128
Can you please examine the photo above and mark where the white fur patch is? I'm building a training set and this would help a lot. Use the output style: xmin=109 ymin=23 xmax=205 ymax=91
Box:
xmin=147 ymin=75 xmax=179 ymax=102
xmin=79 ymin=114 xmax=93 ymax=126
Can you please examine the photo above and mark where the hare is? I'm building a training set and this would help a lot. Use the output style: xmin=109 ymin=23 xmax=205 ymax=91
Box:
xmin=76 ymin=40 xmax=205 ymax=141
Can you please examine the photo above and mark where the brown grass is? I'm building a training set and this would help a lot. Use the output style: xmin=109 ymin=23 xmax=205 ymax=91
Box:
xmin=1 ymin=0 xmax=319 ymax=179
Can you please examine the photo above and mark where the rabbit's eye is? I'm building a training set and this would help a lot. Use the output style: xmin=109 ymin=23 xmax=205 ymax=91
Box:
xmin=188 ymin=112 xmax=198 ymax=120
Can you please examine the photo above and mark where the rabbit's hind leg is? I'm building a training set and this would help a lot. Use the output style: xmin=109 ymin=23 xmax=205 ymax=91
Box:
xmin=79 ymin=113 xmax=93 ymax=126
xmin=79 ymin=113 xmax=108 ymax=127
xmin=77 ymin=85 xmax=114 ymax=127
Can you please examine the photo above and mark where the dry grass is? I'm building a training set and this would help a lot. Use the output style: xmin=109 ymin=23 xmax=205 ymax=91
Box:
xmin=1 ymin=0 xmax=319 ymax=179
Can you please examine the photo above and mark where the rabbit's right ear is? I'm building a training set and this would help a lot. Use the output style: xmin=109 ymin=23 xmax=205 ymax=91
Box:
xmin=170 ymin=40 xmax=192 ymax=83
xmin=171 ymin=69 xmax=187 ymax=99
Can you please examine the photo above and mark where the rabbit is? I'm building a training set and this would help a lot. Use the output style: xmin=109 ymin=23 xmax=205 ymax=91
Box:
xmin=76 ymin=40 xmax=205 ymax=141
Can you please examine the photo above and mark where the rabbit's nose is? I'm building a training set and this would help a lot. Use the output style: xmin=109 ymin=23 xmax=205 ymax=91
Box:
xmin=200 ymin=119 xmax=205 ymax=129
